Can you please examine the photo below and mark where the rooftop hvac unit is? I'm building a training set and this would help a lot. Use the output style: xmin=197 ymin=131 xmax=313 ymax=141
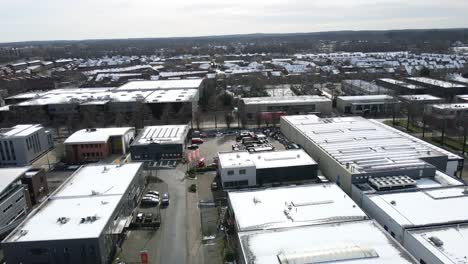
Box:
xmin=368 ymin=175 xmax=417 ymax=191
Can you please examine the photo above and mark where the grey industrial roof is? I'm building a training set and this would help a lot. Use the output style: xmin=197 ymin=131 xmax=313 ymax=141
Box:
xmin=281 ymin=115 xmax=461 ymax=174
xmin=132 ymin=125 xmax=189 ymax=145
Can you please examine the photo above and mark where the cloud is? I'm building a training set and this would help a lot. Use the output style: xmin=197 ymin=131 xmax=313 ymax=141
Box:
xmin=0 ymin=0 xmax=467 ymax=42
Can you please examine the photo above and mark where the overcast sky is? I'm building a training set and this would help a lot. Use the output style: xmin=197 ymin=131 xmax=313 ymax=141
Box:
xmin=1 ymin=0 xmax=467 ymax=43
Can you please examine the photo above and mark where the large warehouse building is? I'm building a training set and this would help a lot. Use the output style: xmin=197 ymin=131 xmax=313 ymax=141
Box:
xmin=130 ymin=125 xmax=189 ymax=161
xmin=4 ymin=79 xmax=204 ymax=125
xmin=2 ymin=163 xmax=144 ymax=264
xmin=280 ymin=115 xmax=464 ymax=194
xmin=239 ymin=95 xmax=332 ymax=126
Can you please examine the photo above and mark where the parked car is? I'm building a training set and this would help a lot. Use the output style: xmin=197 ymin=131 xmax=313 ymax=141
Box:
xmin=200 ymin=133 xmax=208 ymax=138
xmin=144 ymin=213 xmax=154 ymax=223
xmin=188 ymin=144 xmax=199 ymax=150
xmin=147 ymin=190 xmax=160 ymax=197
xmin=141 ymin=197 xmax=159 ymax=207
xmin=161 ymin=193 xmax=170 ymax=206
xmin=191 ymin=130 xmax=201 ymax=138
xmin=191 ymin=138 xmax=204 ymax=144
xmin=135 ymin=212 xmax=144 ymax=223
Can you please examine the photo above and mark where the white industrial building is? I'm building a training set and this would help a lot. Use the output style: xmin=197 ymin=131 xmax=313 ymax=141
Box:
xmin=228 ymin=184 xmax=368 ymax=232
xmin=336 ymin=95 xmax=400 ymax=115
xmin=2 ymin=163 xmax=144 ymax=264
xmin=228 ymin=184 xmax=417 ymax=263
xmin=0 ymin=124 xmax=53 ymax=166
xmin=0 ymin=168 xmax=32 ymax=237
xmin=281 ymin=115 xmax=464 ymax=194
xmin=218 ymin=149 xmax=318 ymax=188
xmin=358 ymin=186 xmax=468 ymax=264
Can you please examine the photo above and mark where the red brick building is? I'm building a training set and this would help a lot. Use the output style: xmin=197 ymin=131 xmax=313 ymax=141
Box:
xmin=64 ymin=127 xmax=135 ymax=164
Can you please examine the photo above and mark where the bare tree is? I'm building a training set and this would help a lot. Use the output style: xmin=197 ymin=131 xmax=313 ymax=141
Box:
xmin=224 ymin=112 xmax=234 ymax=129
xmin=193 ymin=110 xmax=202 ymax=130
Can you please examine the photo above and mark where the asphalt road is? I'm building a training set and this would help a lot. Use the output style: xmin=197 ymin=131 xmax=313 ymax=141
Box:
xmin=155 ymin=168 xmax=188 ymax=264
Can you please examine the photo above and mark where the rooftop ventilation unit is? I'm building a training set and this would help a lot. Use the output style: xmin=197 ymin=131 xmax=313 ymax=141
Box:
xmin=368 ymin=175 xmax=417 ymax=191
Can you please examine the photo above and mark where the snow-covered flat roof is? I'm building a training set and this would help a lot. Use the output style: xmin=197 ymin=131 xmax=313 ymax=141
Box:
xmin=5 ymin=91 xmax=46 ymax=100
xmin=431 ymin=103 xmax=468 ymax=111
xmin=218 ymin=151 xmax=254 ymax=168
xmin=3 ymin=163 xmax=143 ymax=242
xmin=133 ymin=125 xmax=189 ymax=145
xmin=228 ymin=184 xmax=368 ymax=232
xmin=407 ymin=77 xmax=466 ymax=89
xmin=0 ymin=124 xmax=43 ymax=138
xmin=337 ymin=95 xmax=395 ymax=102
xmin=239 ymin=220 xmax=416 ymax=264
xmin=242 ymin=95 xmax=330 ymax=105
xmin=64 ymin=127 xmax=134 ymax=144
xmin=117 ymin=79 xmax=203 ymax=91
xmin=407 ymin=223 xmax=468 ymax=263
xmin=399 ymin=94 xmax=443 ymax=102
xmin=219 ymin=150 xmax=317 ymax=170
xmin=144 ymin=89 xmax=198 ymax=103
xmin=53 ymin=163 xmax=142 ymax=198
xmin=367 ymin=186 xmax=468 ymax=228
xmin=0 ymin=167 xmax=29 ymax=194
xmin=378 ymin=79 xmax=425 ymax=90
xmin=16 ymin=89 xmax=152 ymax=106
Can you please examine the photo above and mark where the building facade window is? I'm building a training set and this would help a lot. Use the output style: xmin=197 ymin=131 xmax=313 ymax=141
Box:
xmin=227 ymin=170 xmax=234 ymax=176
xmin=239 ymin=169 xmax=246 ymax=175
xmin=224 ymin=180 xmax=248 ymax=188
